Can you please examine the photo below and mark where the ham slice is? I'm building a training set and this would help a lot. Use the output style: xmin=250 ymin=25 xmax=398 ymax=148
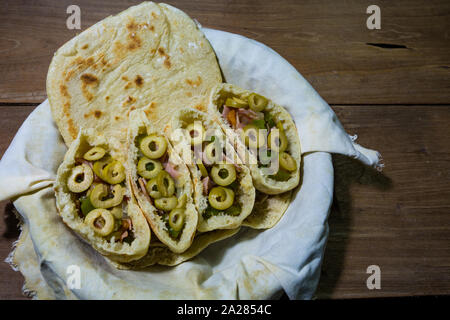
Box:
xmin=163 ymin=161 xmax=181 ymax=180
xmin=222 ymin=105 xmax=230 ymax=120
xmin=202 ymin=176 xmax=216 ymax=195
xmin=138 ymin=178 xmax=152 ymax=204
xmin=223 ymin=153 xmax=242 ymax=172
xmin=237 ymin=108 xmax=260 ymax=119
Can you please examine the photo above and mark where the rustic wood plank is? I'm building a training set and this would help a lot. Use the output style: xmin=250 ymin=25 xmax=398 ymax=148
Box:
xmin=0 ymin=105 xmax=36 ymax=299
xmin=316 ymin=105 xmax=450 ymax=298
xmin=0 ymin=0 xmax=449 ymax=104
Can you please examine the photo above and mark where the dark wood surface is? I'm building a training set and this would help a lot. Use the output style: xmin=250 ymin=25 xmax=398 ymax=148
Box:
xmin=0 ymin=0 xmax=449 ymax=299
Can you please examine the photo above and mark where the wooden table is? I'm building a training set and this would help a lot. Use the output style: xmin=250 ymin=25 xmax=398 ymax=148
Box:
xmin=0 ymin=0 xmax=449 ymax=299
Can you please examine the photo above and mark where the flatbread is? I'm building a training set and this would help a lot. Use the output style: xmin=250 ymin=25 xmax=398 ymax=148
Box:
xmin=54 ymin=131 xmax=151 ymax=262
xmin=165 ymin=108 xmax=255 ymax=232
xmin=123 ymin=228 xmax=240 ymax=268
xmin=127 ymin=110 xmax=198 ymax=253
xmin=208 ymin=83 xmax=301 ymax=195
xmin=243 ymin=191 xmax=292 ymax=229
xmin=47 ymin=2 xmax=222 ymax=152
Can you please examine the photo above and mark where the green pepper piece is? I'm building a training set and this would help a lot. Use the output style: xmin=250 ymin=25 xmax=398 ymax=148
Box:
xmin=225 ymin=203 xmax=242 ymax=216
xmin=80 ymin=197 xmax=95 ymax=216
xmin=252 ymin=119 xmax=266 ymax=129
xmin=264 ymin=112 xmax=276 ymax=128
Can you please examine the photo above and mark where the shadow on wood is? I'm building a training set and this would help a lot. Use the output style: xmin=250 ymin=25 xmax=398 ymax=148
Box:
xmin=2 ymin=202 xmax=21 ymax=239
xmin=316 ymin=154 xmax=392 ymax=298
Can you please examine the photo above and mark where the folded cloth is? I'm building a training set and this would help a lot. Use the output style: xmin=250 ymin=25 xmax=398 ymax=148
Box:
xmin=1 ymin=28 xmax=380 ymax=300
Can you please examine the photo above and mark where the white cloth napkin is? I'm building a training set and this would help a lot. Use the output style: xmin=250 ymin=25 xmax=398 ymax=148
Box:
xmin=0 ymin=28 xmax=380 ymax=300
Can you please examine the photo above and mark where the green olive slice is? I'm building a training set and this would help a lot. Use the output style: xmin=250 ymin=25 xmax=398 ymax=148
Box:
xmin=242 ymin=124 xmax=266 ymax=149
xmin=84 ymin=208 xmax=115 ymax=236
xmin=156 ymin=171 xmax=175 ymax=197
xmin=208 ymin=186 xmax=234 ymax=210
xmin=225 ymin=97 xmax=248 ymax=108
xmin=110 ymin=206 xmax=123 ymax=220
xmin=154 ymin=196 xmax=178 ymax=211
xmin=67 ymin=164 xmax=94 ymax=193
xmin=83 ymin=147 xmax=106 ymax=161
xmin=90 ymin=184 xmax=124 ymax=209
xmin=279 ymin=152 xmax=297 ymax=172
xmin=93 ymin=157 xmax=112 ymax=180
xmin=176 ymin=194 xmax=187 ymax=209
xmin=168 ymin=208 xmax=185 ymax=232
xmin=146 ymin=178 xmax=162 ymax=199
xmin=186 ymin=122 xmax=205 ymax=146
xmin=137 ymin=157 xmax=162 ymax=179
xmin=211 ymin=164 xmax=236 ymax=186
xmin=248 ymin=93 xmax=268 ymax=112
xmin=101 ymin=160 xmax=126 ymax=184
xmin=140 ymin=134 xmax=168 ymax=159
xmin=268 ymin=126 xmax=288 ymax=152
xmin=204 ymin=142 xmax=221 ymax=164
xmin=197 ymin=163 xmax=208 ymax=178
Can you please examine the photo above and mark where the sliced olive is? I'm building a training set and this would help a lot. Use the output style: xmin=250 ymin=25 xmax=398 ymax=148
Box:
xmin=90 ymin=184 xmax=124 ymax=209
xmin=102 ymin=160 xmax=125 ymax=184
xmin=93 ymin=157 xmax=112 ymax=180
xmin=83 ymin=147 xmax=106 ymax=161
xmin=242 ymin=124 xmax=266 ymax=149
xmin=156 ymin=171 xmax=175 ymax=197
xmin=84 ymin=208 xmax=114 ymax=236
xmin=204 ymin=142 xmax=221 ymax=164
xmin=80 ymin=197 xmax=95 ymax=216
xmin=248 ymin=93 xmax=268 ymax=112
xmin=185 ymin=122 xmax=205 ymax=146
xmin=208 ymin=186 xmax=234 ymax=210
xmin=110 ymin=206 xmax=123 ymax=219
xmin=140 ymin=134 xmax=168 ymax=159
xmin=137 ymin=157 xmax=162 ymax=179
xmin=268 ymin=125 xmax=288 ymax=152
xmin=197 ymin=163 xmax=208 ymax=178
xmin=168 ymin=208 xmax=185 ymax=232
xmin=279 ymin=152 xmax=297 ymax=172
xmin=225 ymin=97 xmax=248 ymax=108
xmin=146 ymin=178 xmax=161 ymax=199
xmin=154 ymin=196 xmax=178 ymax=211
xmin=269 ymin=169 xmax=291 ymax=181
xmin=67 ymin=164 xmax=94 ymax=193
xmin=211 ymin=164 xmax=236 ymax=186
xmin=176 ymin=194 xmax=187 ymax=208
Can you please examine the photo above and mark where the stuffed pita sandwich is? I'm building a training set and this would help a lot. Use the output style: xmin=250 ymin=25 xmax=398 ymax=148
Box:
xmin=165 ymin=108 xmax=255 ymax=232
xmin=127 ymin=110 xmax=198 ymax=253
xmin=208 ymin=84 xmax=301 ymax=195
xmin=54 ymin=131 xmax=151 ymax=262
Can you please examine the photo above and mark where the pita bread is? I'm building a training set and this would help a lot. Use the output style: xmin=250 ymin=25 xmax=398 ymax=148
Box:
xmin=122 ymin=228 xmax=240 ymax=268
xmin=54 ymin=131 xmax=151 ymax=262
xmin=127 ymin=110 xmax=198 ymax=253
xmin=47 ymin=2 xmax=222 ymax=152
xmin=165 ymin=108 xmax=255 ymax=232
xmin=208 ymin=83 xmax=301 ymax=195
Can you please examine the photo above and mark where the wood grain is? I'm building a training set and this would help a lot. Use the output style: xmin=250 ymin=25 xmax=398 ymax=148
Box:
xmin=0 ymin=0 xmax=449 ymax=299
xmin=317 ymin=105 xmax=450 ymax=298
xmin=0 ymin=0 xmax=449 ymax=104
